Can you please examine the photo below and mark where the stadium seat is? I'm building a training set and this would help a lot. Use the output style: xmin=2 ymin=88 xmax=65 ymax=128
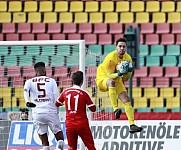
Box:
xmin=85 ymin=1 xmax=99 ymax=12
xmin=150 ymin=45 xmax=164 ymax=56
xmin=153 ymin=107 xmax=167 ymax=112
xmin=124 ymin=77 xmax=137 ymax=88
xmin=0 ymin=77 xmax=9 ymax=87
xmin=176 ymin=1 xmax=181 ymax=12
xmin=58 ymin=77 xmax=72 ymax=88
xmin=13 ymin=12 xmax=26 ymax=23
xmin=166 ymin=45 xmax=180 ymax=56
xmin=160 ymin=87 xmax=174 ymax=98
xmin=146 ymin=1 xmax=160 ymax=12
xmin=8 ymin=1 xmax=22 ymax=12
xmin=19 ymin=55 xmax=33 ymax=66
xmin=146 ymin=56 xmax=160 ymax=67
xmin=68 ymin=34 xmax=81 ymax=40
xmin=137 ymin=107 xmax=151 ymax=112
xmin=85 ymin=55 xmax=98 ymax=66
xmin=28 ymin=12 xmax=41 ymax=23
xmin=145 ymin=34 xmax=159 ymax=45
xmin=26 ymin=46 xmax=40 ymax=56
xmin=50 ymin=55 xmax=65 ymax=66
xmin=105 ymin=12 xmax=118 ymax=23
xmin=41 ymin=46 xmax=54 ymax=56
xmin=1 ymin=87 xmax=11 ymax=107
xmin=0 ymin=1 xmax=7 ymax=12
xmin=36 ymin=34 xmax=50 ymax=40
xmin=178 ymin=56 xmax=181 ymax=67
xmin=17 ymin=23 xmax=31 ymax=33
xmin=132 ymin=87 xmax=142 ymax=98
xmin=74 ymin=12 xmax=88 ymax=23
xmin=131 ymin=1 xmax=144 ymax=12
xmin=176 ymin=34 xmax=181 ymax=45
xmin=140 ymin=23 xmax=154 ymax=34
xmin=63 ymin=23 xmax=76 ymax=33
xmin=149 ymin=66 xmax=163 ymax=77
xmin=133 ymin=97 xmax=147 ymax=109
xmin=134 ymin=66 xmax=148 ymax=78
xmin=135 ymin=12 xmax=149 ymax=23
xmin=0 ymin=34 xmax=3 ymax=41
xmin=103 ymin=44 xmax=116 ymax=55
xmin=43 ymin=12 xmax=57 ymax=23
xmin=144 ymin=87 xmax=158 ymax=98
xmin=47 ymin=23 xmax=61 ymax=34
xmin=100 ymin=1 xmax=114 ymax=12
xmin=3 ymin=55 xmax=17 ymax=67
xmin=140 ymin=44 xmax=149 ymax=56
xmin=35 ymin=56 xmax=49 ymax=66
xmin=84 ymin=34 xmax=97 ymax=45
xmin=152 ymin=12 xmax=166 ymax=23
xmin=161 ymin=34 xmax=175 ymax=45
xmin=167 ymin=12 xmax=181 ymax=23
xmin=120 ymin=12 xmax=134 ymax=23
xmin=54 ymin=66 xmax=68 ymax=78
xmin=52 ymin=34 xmax=66 ymax=40
xmin=98 ymin=34 xmax=112 ymax=45
xmin=140 ymin=77 xmax=154 ymax=88
xmin=21 ymin=33 xmax=35 ymax=41
xmin=155 ymin=77 xmax=170 ymax=88
xmin=166 ymin=97 xmax=180 ymax=109
xmin=0 ymin=12 xmax=11 ymax=23
xmin=161 ymin=1 xmax=175 ymax=12
xmin=162 ymin=55 xmax=177 ymax=67
xmin=172 ymin=77 xmax=181 ymax=88
xmin=0 ymin=46 xmax=8 ymax=56
xmin=24 ymin=1 xmax=38 ymax=12
xmin=165 ymin=66 xmax=179 ymax=78
xmin=22 ymin=66 xmax=35 ymax=78
xmin=70 ymin=66 xmax=79 ymax=76
xmin=10 ymin=46 xmax=24 ymax=56
xmin=109 ymin=23 xmax=123 ymax=34
xmin=172 ymin=23 xmax=181 ymax=34
xmin=94 ymin=23 xmax=107 ymax=34
xmin=54 ymin=1 xmax=68 ymax=12
xmin=69 ymin=1 xmax=83 ymax=12
xmin=2 ymin=23 xmax=15 ymax=33
xmin=86 ymin=66 xmax=97 ymax=78
xmin=150 ymin=97 xmax=164 ymax=109
xmin=0 ymin=67 xmax=4 ymax=77
xmin=78 ymin=23 xmax=92 ymax=34
xmin=59 ymin=12 xmax=73 ymax=23
xmin=12 ymin=76 xmax=24 ymax=87
xmin=156 ymin=23 xmax=170 ymax=34
xmin=114 ymin=34 xmax=124 ymax=44
xmin=39 ymin=1 xmax=52 ymax=12
xmin=88 ymin=45 xmax=102 ymax=55
xmin=116 ymin=1 xmax=130 ymax=12
xmin=7 ymin=66 xmax=21 ymax=77
xmin=6 ymin=34 xmax=19 ymax=41
xmin=32 ymin=23 xmax=45 ymax=33
xmin=89 ymin=12 xmax=103 ymax=23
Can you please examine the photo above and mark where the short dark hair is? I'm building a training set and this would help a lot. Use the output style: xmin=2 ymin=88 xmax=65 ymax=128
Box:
xmin=34 ymin=62 xmax=45 ymax=69
xmin=72 ymin=71 xmax=83 ymax=85
xmin=116 ymin=37 xmax=127 ymax=46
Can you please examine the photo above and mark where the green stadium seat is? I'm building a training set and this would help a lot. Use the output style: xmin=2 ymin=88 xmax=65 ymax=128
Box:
xmin=150 ymin=45 xmax=164 ymax=56
xmin=85 ymin=55 xmax=98 ymax=66
xmin=10 ymin=46 xmax=24 ymax=56
xmin=35 ymin=56 xmax=50 ymax=66
xmin=146 ymin=56 xmax=160 ymax=67
xmin=166 ymin=45 xmax=180 ymax=56
xmin=3 ymin=55 xmax=17 ymax=67
xmin=0 ymin=46 xmax=9 ymax=56
xmin=162 ymin=55 xmax=177 ymax=67
xmin=153 ymin=107 xmax=167 ymax=112
xmin=26 ymin=46 xmax=40 ymax=56
xmin=171 ymin=107 xmax=180 ymax=112
xmin=137 ymin=107 xmax=151 ymax=112
xmin=103 ymin=44 xmax=116 ymax=55
xmin=178 ymin=56 xmax=181 ymax=67
xmin=51 ymin=55 xmax=65 ymax=67
xmin=140 ymin=45 xmax=149 ymax=56
xmin=19 ymin=55 xmax=33 ymax=66
xmin=56 ymin=45 xmax=71 ymax=56
xmin=88 ymin=45 xmax=102 ymax=55
xmin=139 ymin=57 xmax=145 ymax=66
xmin=41 ymin=46 xmax=55 ymax=56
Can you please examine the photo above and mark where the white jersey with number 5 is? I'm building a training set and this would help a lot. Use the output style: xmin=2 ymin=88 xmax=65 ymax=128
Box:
xmin=24 ymin=76 xmax=59 ymax=114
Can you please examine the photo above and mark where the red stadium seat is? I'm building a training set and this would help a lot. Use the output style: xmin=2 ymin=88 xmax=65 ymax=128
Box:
xmin=172 ymin=77 xmax=181 ymax=88
xmin=156 ymin=23 xmax=170 ymax=34
xmin=172 ymin=23 xmax=181 ymax=34
xmin=58 ymin=76 xmax=72 ymax=88
xmin=36 ymin=33 xmax=50 ymax=40
xmin=21 ymin=33 xmax=35 ymax=41
xmin=140 ymin=77 xmax=154 ymax=88
xmin=68 ymin=34 xmax=81 ymax=40
xmin=0 ymin=34 xmax=3 ymax=41
xmin=98 ymin=34 xmax=112 ymax=45
xmin=140 ymin=23 xmax=154 ymax=34
xmin=47 ymin=23 xmax=61 ymax=33
xmin=12 ymin=76 xmax=24 ymax=87
xmin=22 ymin=66 xmax=36 ymax=78
xmin=70 ymin=66 xmax=79 ymax=76
xmin=149 ymin=66 xmax=163 ymax=77
xmin=86 ymin=66 xmax=97 ymax=78
xmin=6 ymin=34 xmax=19 ymax=41
xmin=52 ymin=34 xmax=66 ymax=40
xmin=2 ymin=23 xmax=15 ymax=33
xmin=145 ymin=34 xmax=159 ymax=45
xmin=165 ymin=66 xmax=179 ymax=78
xmin=45 ymin=66 xmax=52 ymax=77
xmin=94 ymin=23 xmax=107 ymax=34
xmin=0 ymin=76 xmax=9 ymax=87
xmin=7 ymin=66 xmax=21 ymax=77
xmin=32 ymin=23 xmax=45 ymax=33
xmin=124 ymin=77 xmax=137 ymax=88
xmin=17 ymin=23 xmax=31 ymax=33
xmin=176 ymin=34 xmax=181 ymax=45
xmin=63 ymin=23 xmax=77 ymax=33
xmin=78 ymin=23 xmax=92 ymax=34
xmin=0 ymin=66 xmax=4 ymax=77
xmin=134 ymin=66 xmax=148 ymax=78
xmin=109 ymin=23 xmax=123 ymax=34
xmin=114 ymin=34 xmax=124 ymax=44
xmin=155 ymin=77 xmax=169 ymax=88
xmin=84 ymin=33 xmax=97 ymax=45
xmin=160 ymin=34 xmax=175 ymax=45
xmin=54 ymin=66 xmax=68 ymax=78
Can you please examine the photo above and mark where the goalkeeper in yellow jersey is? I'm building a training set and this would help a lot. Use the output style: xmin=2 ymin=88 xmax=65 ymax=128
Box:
xmin=95 ymin=37 xmax=142 ymax=133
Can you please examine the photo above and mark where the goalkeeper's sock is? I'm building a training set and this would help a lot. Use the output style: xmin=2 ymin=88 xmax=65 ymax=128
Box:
xmin=124 ymin=102 xmax=135 ymax=125
xmin=108 ymin=87 xmax=118 ymax=111
xmin=43 ymin=146 xmax=50 ymax=150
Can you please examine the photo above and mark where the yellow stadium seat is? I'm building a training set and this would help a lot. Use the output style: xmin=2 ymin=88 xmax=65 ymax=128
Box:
xmin=167 ymin=12 xmax=181 ymax=23
xmin=0 ymin=87 xmax=11 ymax=108
xmin=160 ymin=87 xmax=174 ymax=98
xmin=8 ymin=1 xmax=22 ymax=12
xmin=136 ymin=12 xmax=149 ymax=23
xmin=166 ymin=97 xmax=180 ymax=109
xmin=100 ymin=1 xmax=114 ymax=12
xmin=43 ymin=12 xmax=57 ymax=23
xmin=150 ymin=97 xmax=164 ymax=109
xmin=70 ymin=1 xmax=83 ymax=12
xmin=28 ymin=12 xmax=41 ymax=23
xmin=74 ymin=12 xmax=88 ymax=23
xmin=146 ymin=1 xmax=160 ymax=12
xmin=176 ymin=88 xmax=180 ymax=97
xmin=19 ymin=100 xmax=26 ymax=108
xmin=161 ymin=1 xmax=175 ymax=12
xmin=85 ymin=1 xmax=99 ymax=12
xmin=13 ymin=12 xmax=26 ymax=23
xmin=55 ymin=1 xmax=68 ymax=12
xmin=39 ymin=1 xmax=53 ymax=12
xmin=96 ymin=90 xmax=108 ymax=98
xmin=105 ymin=12 xmax=118 ymax=23
xmin=59 ymin=12 xmax=73 ymax=23
xmin=120 ymin=12 xmax=134 ymax=23
xmin=131 ymin=1 xmax=145 ymax=12
xmin=116 ymin=1 xmax=130 ymax=12
xmin=24 ymin=1 xmax=38 ymax=12
xmin=133 ymin=97 xmax=147 ymax=109
xmin=0 ymin=1 xmax=7 ymax=12
xmin=11 ymin=97 xmax=17 ymax=107
xmin=0 ymin=12 xmax=11 ymax=23
xmin=144 ymin=88 xmax=158 ymax=98
xmin=89 ymin=12 xmax=103 ymax=23
xmin=131 ymin=87 xmax=142 ymax=98
xmin=152 ymin=12 xmax=166 ymax=23
xmin=176 ymin=2 xmax=181 ymax=12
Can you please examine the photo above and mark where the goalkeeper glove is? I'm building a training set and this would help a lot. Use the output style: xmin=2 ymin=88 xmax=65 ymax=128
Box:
xmin=26 ymin=102 xmax=36 ymax=108
xmin=117 ymin=71 xmax=123 ymax=76
xmin=128 ymin=62 xmax=134 ymax=72
xmin=114 ymin=108 xmax=122 ymax=119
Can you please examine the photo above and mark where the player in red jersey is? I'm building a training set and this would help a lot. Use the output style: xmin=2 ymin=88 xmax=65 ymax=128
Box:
xmin=55 ymin=71 xmax=96 ymax=150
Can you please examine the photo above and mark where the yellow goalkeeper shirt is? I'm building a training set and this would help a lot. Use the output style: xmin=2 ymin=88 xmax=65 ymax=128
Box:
xmin=96 ymin=50 xmax=132 ymax=86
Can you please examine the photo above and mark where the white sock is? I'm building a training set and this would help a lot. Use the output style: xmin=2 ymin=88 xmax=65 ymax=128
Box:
xmin=43 ymin=146 xmax=50 ymax=150
xmin=56 ymin=140 xmax=64 ymax=150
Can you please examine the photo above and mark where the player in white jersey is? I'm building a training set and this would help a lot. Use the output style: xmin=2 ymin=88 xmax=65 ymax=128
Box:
xmin=24 ymin=62 xmax=64 ymax=150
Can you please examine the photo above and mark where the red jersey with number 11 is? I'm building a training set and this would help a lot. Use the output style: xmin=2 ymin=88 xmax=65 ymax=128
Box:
xmin=55 ymin=85 xmax=96 ymax=121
